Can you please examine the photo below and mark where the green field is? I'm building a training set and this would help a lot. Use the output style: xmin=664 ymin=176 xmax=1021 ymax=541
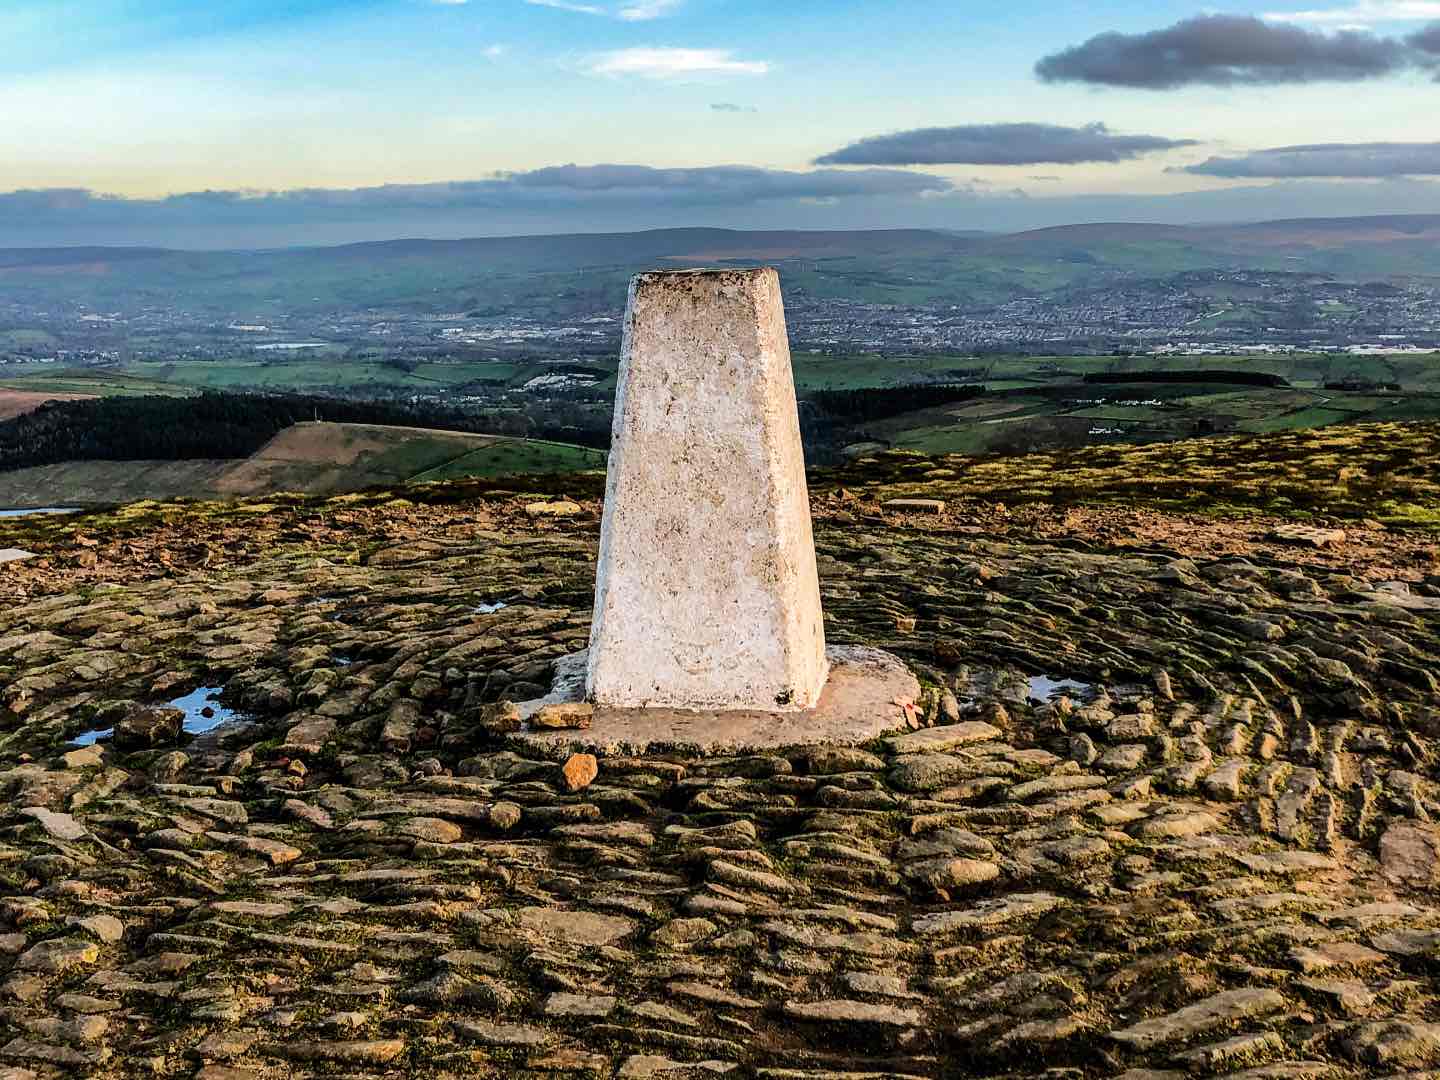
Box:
xmin=0 ymin=367 xmax=196 ymax=398
xmin=411 ymin=439 xmax=604 ymax=481
xmin=0 ymin=330 xmax=59 ymax=348
xmin=118 ymin=358 xmax=534 ymax=392
xmin=7 ymin=349 xmax=1440 ymax=464
xmin=5 ymin=349 xmax=1438 ymax=399
xmin=866 ymin=379 xmax=1440 ymax=458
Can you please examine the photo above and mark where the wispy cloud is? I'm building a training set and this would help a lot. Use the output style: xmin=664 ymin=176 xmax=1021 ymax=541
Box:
xmin=524 ymin=0 xmax=606 ymax=13
xmin=1265 ymin=1 xmax=1440 ymax=25
xmin=1184 ymin=142 xmax=1440 ymax=176
xmin=523 ymin=0 xmax=681 ymax=18
xmin=618 ymin=0 xmax=682 ymax=20
xmin=588 ymin=47 xmax=769 ymax=78
xmin=711 ymin=102 xmax=758 ymax=113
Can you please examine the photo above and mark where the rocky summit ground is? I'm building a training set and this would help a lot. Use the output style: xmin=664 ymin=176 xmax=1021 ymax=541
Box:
xmin=1 ymin=423 xmax=1440 ymax=1080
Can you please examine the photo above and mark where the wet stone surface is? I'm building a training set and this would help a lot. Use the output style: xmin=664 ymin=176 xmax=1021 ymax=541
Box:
xmin=0 ymin=468 xmax=1437 ymax=1077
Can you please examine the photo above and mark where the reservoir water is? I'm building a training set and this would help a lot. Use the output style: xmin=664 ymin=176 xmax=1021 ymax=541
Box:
xmin=0 ymin=507 xmax=80 ymax=518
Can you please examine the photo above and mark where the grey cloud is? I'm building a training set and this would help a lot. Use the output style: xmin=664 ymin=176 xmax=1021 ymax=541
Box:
xmin=1036 ymin=14 xmax=1409 ymax=89
xmin=510 ymin=164 xmax=949 ymax=201
xmin=815 ymin=122 xmax=1196 ymax=166
xmin=0 ymin=165 xmax=951 ymax=229
xmin=1410 ymin=23 xmax=1440 ymax=54
xmin=1409 ymin=21 xmax=1440 ymax=73
xmin=1185 ymin=142 xmax=1440 ymax=178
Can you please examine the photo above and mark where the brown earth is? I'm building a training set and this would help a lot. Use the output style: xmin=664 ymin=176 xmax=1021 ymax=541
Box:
xmin=0 ymin=389 xmax=96 ymax=421
xmin=213 ymin=422 xmax=503 ymax=498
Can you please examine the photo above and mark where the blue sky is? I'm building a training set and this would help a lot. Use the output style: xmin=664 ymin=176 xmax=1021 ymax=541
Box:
xmin=3 ymin=0 xmax=1440 ymax=245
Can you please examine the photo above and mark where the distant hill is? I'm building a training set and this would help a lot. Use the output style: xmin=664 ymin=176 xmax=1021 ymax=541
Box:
xmin=0 ymin=227 xmax=978 ymax=285
xmin=5 ymin=214 xmax=1440 ymax=270
xmin=3 ymin=215 xmax=1438 ymax=317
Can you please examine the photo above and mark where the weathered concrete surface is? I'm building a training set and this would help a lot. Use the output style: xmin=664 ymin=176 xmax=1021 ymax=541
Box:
xmin=522 ymin=646 xmax=917 ymax=755
xmin=587 ymin=268 xmax=828 ymax=712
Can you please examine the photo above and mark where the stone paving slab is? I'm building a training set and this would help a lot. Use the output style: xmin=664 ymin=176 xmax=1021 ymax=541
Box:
xmin=0 ymin=488 xmax=1436 ymax=1077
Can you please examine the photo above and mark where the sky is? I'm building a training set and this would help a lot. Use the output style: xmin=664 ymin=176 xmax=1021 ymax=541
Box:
xmin=3 ymin=0 xmax=1440 ymax=247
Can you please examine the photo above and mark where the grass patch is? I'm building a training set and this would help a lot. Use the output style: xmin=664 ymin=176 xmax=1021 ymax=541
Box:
xmin=412 ymin=439 xmax=605 ymax=481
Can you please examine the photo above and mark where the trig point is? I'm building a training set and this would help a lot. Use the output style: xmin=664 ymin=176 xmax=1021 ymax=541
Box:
xmin=588 ymin=268 xmax=829 ymax=711
xmin=519 ymin=267 xmax=918 ymax=754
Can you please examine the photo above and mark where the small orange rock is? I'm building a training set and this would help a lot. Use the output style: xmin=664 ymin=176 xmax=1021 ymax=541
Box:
xmin=561 ymin=753 xmax=599 ymax=793
xmin=534 ymin=703 xmax=593 ymax=731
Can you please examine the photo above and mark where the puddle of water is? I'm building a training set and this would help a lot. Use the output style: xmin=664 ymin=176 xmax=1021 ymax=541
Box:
xmin=0 ymin=507 xmax=80 ymax=518
xmin=169 ymin=687 xmax=238 ymax=734
xmin=334 ymin=655 xmax=355 ymax=666
xmin=1027 ymin=674 xmax=1095 ymax=703
xmin=475 ymin=601 xmax=509 ymax=615
xmin=69 ymin=686 xmax=241 ymax=746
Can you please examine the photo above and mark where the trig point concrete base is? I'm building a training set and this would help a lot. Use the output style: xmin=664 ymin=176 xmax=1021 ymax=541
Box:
xmin=517 ymin=646 xmax=919 ymax=756
xmin=519 ymin=265 xmax=919 ymax=754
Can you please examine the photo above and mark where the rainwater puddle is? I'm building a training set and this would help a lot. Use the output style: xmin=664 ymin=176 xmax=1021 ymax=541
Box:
xmin=1027 ymin=674 xmax=1095 ymax=703
xmin=170 ymin=687 xmax=237 ymax=734
xmin=69 ymin=687 xmax=242 ymax=745
xmin=475 ymin=600 xmax=509 ymax=615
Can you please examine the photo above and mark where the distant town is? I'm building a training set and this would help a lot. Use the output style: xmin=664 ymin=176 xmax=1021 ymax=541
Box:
xmin=4 ymin=268 xmax=1439 ymax=373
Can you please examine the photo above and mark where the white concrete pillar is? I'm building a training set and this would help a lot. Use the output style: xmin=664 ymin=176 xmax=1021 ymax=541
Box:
xmin=586 ymin=268 xmax=829 ymax=711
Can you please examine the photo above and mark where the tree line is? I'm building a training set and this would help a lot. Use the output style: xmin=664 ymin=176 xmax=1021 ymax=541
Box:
xmin=806 ymin=383 xmax=984 ymax=423
xmin=0 ymin=381 xmax=1003 ymax=474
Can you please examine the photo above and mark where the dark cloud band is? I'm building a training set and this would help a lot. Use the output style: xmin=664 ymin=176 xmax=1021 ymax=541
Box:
xmin=815 ymin=122 xmax=1196 ymax=166
xmin=1036 ymin=14 xmax=1411 ymax=89
xmin=0 ymin=164 xmax=952 ymax=227
xmin=1185 ymin=143 xmax=1440 ymax=178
